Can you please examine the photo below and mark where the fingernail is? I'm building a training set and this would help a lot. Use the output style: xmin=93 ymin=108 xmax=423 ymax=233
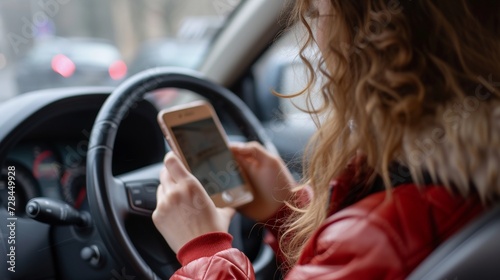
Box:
xmin=164 ymin=152 xmax=174 ymax=163
xmin=231 ymin=142 xmax=245 ymax=148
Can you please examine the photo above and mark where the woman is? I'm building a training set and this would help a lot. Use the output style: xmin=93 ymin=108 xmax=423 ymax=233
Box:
xmin=152 ymin=0 xmax=500 ymax=279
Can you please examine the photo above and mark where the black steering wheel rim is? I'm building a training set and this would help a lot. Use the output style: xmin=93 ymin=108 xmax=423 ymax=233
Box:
xmin=86 ymin=67 xmax=277 ymax=279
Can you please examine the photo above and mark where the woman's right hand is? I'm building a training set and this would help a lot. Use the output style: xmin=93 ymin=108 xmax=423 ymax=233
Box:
xmin=230 ymin=142 xmax=296 ymax=222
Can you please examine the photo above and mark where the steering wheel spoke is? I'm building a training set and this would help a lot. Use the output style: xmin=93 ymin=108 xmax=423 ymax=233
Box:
xmin=116 ymin=163 xmax=163 ymax=216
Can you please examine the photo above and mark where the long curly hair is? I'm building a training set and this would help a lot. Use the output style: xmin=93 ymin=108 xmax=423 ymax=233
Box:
xmin=281 ymin=0 xmax=500 ymax=266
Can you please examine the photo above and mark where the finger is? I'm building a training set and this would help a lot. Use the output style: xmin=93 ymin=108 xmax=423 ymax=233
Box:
xmin=158 ymin=167 xmax=178 ymax=202
xmin=229 ymin=141 xmax=261 ymax=152
xmin=230 ymin=141 xmax=267 ymax=159
xmin=164 ymin=152 xmax=192 ymax=183
xmin=163 ymin=151 xmax=176 ymax=164
xmin=218 ymin=207 xmax=236 ymax=220
xmin=228 ymin=141 xmax=246 ymax=149
xmin=159 ymin=166 xmax=176 ymax=187
xmin=156 ymin=183 xmax=167 ymax=207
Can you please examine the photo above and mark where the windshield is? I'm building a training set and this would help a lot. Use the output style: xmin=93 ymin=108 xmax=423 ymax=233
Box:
xmin=0 ymin=0 xmax=241 ymax=103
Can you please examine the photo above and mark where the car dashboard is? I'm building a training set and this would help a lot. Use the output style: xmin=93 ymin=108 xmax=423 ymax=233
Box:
xmin=0 ymin=88 xmax=167 ymax=279
xmin=1 ymin=91 xmax=165 ymax=211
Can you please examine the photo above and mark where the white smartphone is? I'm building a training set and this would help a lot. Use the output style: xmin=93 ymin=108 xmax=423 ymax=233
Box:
xmin=157 ymin=101 xmax=254 ymax=208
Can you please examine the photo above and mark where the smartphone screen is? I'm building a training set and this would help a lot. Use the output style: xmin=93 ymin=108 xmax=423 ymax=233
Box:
xmin=171 ymin=117 xmax=244 ymax=195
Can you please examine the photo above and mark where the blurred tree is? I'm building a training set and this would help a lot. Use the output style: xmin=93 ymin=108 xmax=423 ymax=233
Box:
xmin=110 ymin=0 xmax=137 ymax=60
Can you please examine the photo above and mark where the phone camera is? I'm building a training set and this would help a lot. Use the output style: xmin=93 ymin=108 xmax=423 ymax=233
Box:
xmin=222 ymin=191 xmax=234 ymax=203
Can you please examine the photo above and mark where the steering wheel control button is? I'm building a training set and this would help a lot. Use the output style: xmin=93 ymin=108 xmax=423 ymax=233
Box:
xmin=26 ymin=203 xmax=40 ymax=216
xmin=80 ymin=245 xmax=104 ymax=268
xmin=126 ymin=182 xmax=158 ymax=213
xmin=135 ymin=199 xmax=143 ymax=204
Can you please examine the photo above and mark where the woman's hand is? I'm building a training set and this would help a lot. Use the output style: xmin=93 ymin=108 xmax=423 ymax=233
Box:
xmin=152 ymin=152 xmax=235 ymax=253
xmin=231 ymin=142 xmax=296 ymax=222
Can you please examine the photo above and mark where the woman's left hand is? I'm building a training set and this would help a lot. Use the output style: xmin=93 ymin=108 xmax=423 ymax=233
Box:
xmin=152 ymin=152 xmax=235 ymax=253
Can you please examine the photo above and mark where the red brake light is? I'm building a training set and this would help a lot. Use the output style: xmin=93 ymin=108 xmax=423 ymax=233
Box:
xmin=51 ymin=54 xmax=75 ymax=78
xmin=109 ymin=60 xmax=127 ymax=80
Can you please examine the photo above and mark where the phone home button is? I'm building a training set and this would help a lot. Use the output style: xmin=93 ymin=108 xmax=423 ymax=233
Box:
xmin=222 ymin=191 xmax=233 ymax=203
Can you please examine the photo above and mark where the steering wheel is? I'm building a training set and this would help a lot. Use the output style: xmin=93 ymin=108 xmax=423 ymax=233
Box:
xmin=86 ymin=68 xmax=277 ymax=279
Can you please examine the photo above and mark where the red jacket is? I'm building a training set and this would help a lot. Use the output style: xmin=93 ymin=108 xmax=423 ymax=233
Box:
xmin=171 ymin=171 xmax=482 ymax=279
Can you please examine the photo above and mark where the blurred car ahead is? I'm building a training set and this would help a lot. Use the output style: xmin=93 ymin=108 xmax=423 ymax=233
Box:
xmin=128 ymin=38 xmax=210 ymax=108
xmin=15 ymin=37 xmax=127 ymax=94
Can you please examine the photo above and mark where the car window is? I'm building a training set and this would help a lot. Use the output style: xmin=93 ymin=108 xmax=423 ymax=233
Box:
xmin=0 ymin=0 xmax=241 ymax=103
xmin=246 ymin=27 xmax=319 ymax=178
xmin=252 ymin=27 xmax=322 ymax=122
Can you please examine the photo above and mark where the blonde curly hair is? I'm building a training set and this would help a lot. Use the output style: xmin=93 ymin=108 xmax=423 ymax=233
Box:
xmin=281 ymin=0 xmax=500 ymax=266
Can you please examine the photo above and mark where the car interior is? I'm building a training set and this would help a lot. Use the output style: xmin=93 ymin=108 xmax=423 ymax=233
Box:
xmin=0 ymin=0 xmax=498 ymax=279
